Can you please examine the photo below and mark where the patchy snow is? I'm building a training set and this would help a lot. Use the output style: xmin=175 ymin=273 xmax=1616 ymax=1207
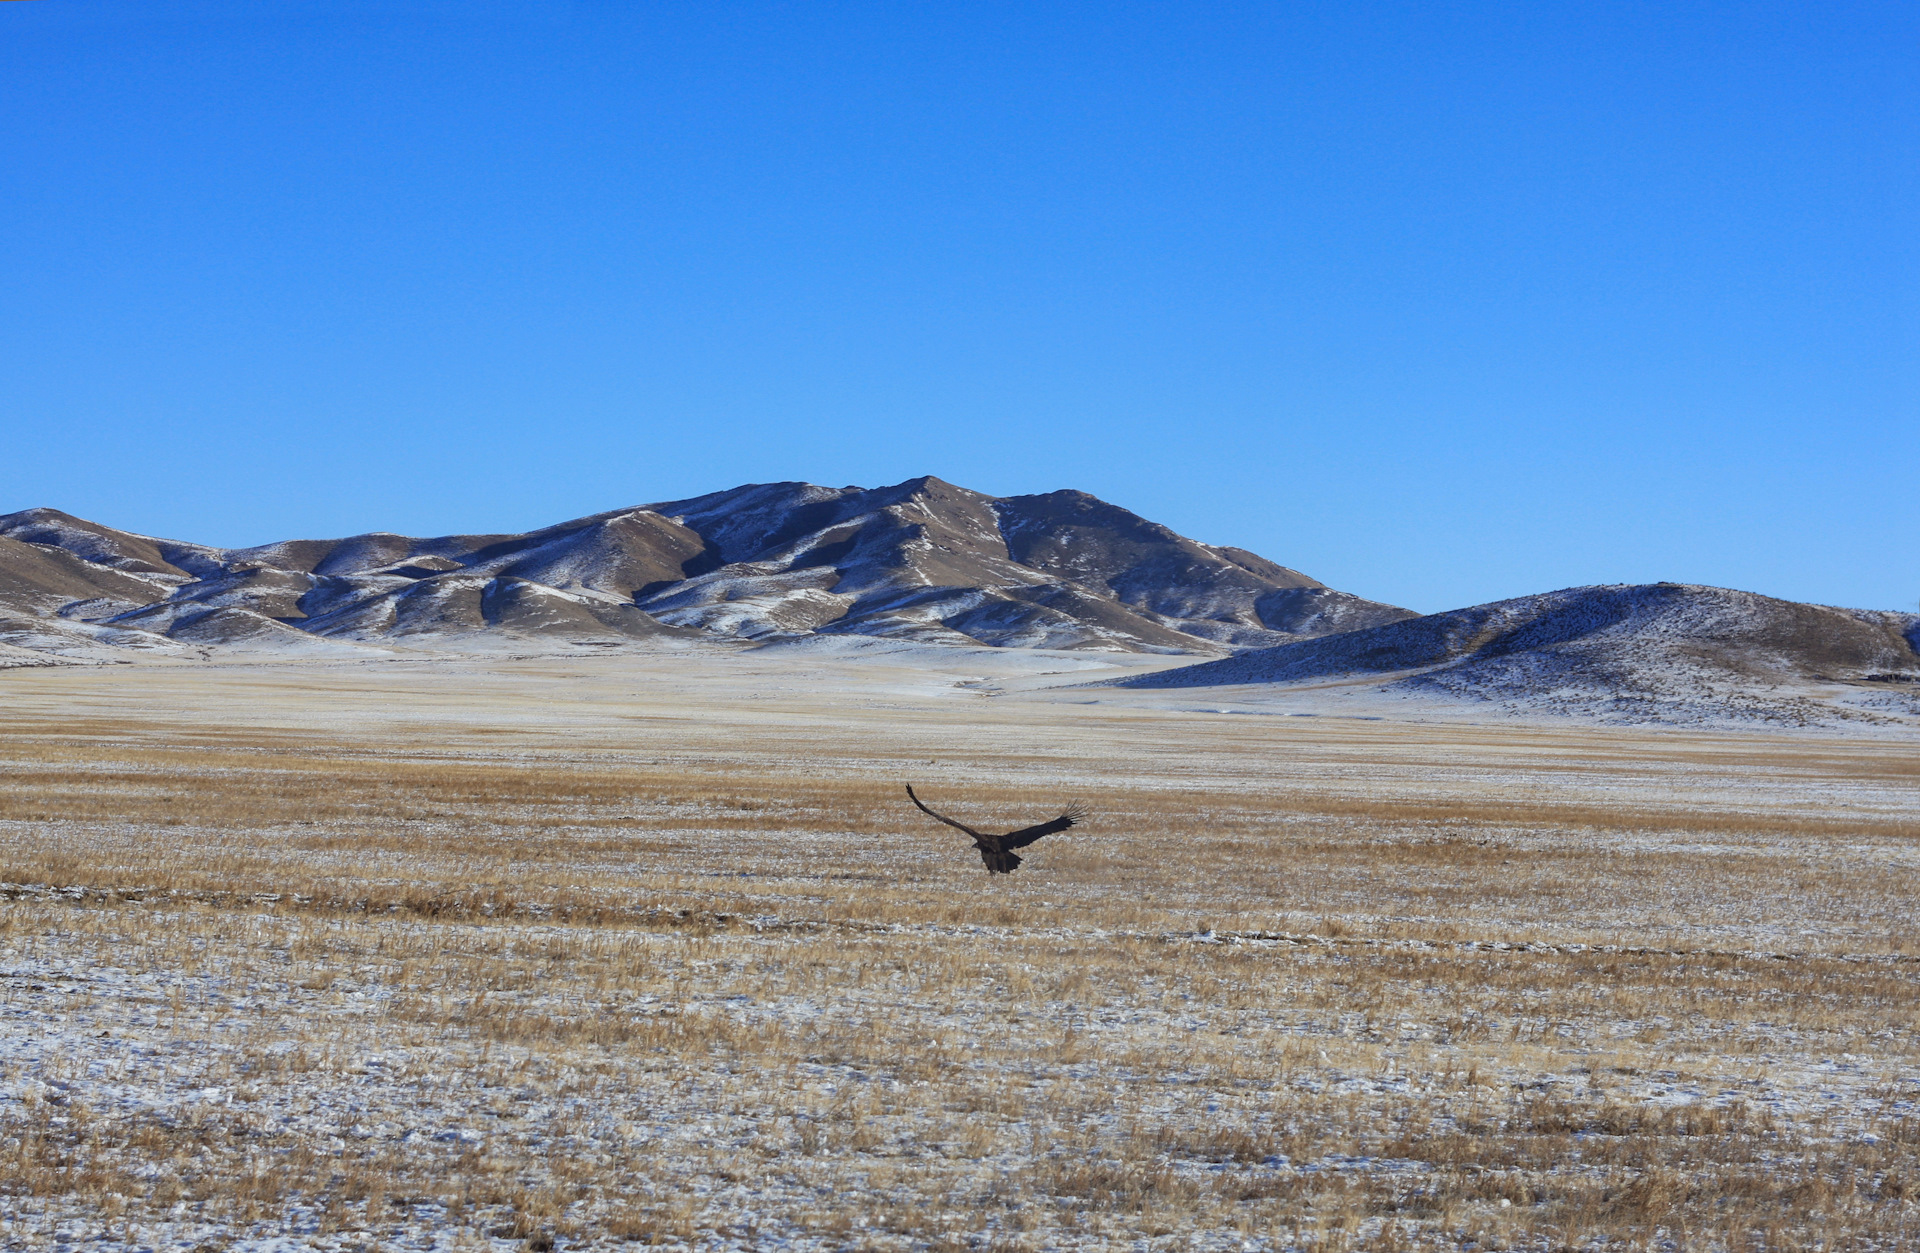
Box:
xmin=2 ymin=647 xmax=1918 ymax=1246
xmin=1115 ymin=583 xmax=1920 ymax=735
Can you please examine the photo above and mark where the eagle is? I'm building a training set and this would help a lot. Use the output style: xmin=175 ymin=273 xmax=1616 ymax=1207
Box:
xmin=905 ymin=785 xmax=1087 ymax=874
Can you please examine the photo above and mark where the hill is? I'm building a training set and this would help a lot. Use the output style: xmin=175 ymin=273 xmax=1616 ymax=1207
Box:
xmin=1113 ymin=583 xmax=1920 ymax=729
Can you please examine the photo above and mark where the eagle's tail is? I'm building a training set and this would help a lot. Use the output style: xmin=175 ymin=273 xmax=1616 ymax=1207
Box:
xmin=981 ymin=849 xmax=1023 ymax=875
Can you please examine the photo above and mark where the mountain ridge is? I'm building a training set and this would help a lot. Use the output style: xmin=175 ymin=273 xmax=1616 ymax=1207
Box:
xmin=0 ymin=478 xmax=1415 ymax=662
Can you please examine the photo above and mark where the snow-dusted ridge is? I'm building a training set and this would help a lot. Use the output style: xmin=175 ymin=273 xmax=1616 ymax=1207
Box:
xmin=0 ymin=477 xmax=1413 ymax=662
xmin=1112 ymin=582 xmax=1920 ymax=731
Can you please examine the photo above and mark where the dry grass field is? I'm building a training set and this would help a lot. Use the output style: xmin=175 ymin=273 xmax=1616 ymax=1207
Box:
xmin=1 ymin=648 xmax=1917 ymax=1251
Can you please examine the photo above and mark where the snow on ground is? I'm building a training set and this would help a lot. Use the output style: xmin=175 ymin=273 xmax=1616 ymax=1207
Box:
xmin=1 ymin=651 xmax=1917 ymax=1249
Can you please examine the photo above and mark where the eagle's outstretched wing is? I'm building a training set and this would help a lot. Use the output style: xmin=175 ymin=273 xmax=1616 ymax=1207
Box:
xmin=905 ymin=785 xmax=987 ymax=840
xmin=1001 ymin=802 xmax=1086 ymax=850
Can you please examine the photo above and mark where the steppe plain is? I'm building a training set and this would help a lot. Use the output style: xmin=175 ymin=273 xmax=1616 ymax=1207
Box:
xmin=2 ymin=642 xmax=1917 ymax=1251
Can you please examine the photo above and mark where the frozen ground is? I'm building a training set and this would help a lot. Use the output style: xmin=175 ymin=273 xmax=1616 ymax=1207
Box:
xmin=1 ymin=646 xmax=1916 ymax=1250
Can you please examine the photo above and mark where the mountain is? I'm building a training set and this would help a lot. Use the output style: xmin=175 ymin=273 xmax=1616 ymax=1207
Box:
xmin=1115 ymin=583 xmax=1920 ymax=729
xmin=0 ymin=478 xmax=1413 ymax=662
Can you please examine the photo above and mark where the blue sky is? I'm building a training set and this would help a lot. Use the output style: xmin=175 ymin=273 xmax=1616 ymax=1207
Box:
xmin=2 ymin=1 xmax=1913 ymax=614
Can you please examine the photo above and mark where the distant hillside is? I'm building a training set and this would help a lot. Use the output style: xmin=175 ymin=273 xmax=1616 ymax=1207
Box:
xmin=1116 ymin=583 xmax=1920 ymax=730
xmin=0 ymin=478 xmax=1413 ymax=662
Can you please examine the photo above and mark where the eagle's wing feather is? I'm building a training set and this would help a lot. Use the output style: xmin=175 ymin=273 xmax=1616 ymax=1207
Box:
xmin=1001 ymin=803 xmax=1086 ymax=850
xmin=905 ymin=785 xmax=986 ymax=840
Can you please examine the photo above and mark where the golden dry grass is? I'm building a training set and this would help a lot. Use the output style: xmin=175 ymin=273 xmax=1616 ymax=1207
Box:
xmin=0 ymin=653 xmax=1916 ymax=1250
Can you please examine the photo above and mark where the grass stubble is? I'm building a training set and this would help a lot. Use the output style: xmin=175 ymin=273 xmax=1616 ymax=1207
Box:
xmin=0 ymin=654 xmax=1916 ymax=1250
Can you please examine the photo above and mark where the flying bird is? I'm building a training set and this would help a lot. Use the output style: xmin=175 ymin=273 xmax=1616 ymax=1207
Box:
xmin=905 ymin=785 xmax=1087 ymax=874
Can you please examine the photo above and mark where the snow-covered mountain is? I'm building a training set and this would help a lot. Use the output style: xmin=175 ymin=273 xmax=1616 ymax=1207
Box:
xmin=0 ymin=477 xmax=1414 ymax=663
xmin=1116 ymin=583 xmax=1920 ymax=730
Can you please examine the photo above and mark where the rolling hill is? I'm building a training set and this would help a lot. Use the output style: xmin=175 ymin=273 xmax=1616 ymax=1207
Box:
xmin=1115 ymin=582 xmax=1920 ymax=729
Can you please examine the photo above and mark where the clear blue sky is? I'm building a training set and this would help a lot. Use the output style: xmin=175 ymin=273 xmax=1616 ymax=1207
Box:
xmin=2 ymin=1 xmax=1913 ymax=614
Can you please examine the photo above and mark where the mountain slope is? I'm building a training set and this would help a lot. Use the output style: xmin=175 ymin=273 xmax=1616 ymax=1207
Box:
xmin=0 ymin=535 xmax=172 ymax=611
xmin=0 ymin=479 xmax=1412 ymax=659
xmin=1116 ymin=583 xmax=1920 ymax=729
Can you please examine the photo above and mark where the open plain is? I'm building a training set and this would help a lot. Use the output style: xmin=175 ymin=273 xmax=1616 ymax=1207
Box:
xmin=1 ymin=644 xmax=1917 ymax=1251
